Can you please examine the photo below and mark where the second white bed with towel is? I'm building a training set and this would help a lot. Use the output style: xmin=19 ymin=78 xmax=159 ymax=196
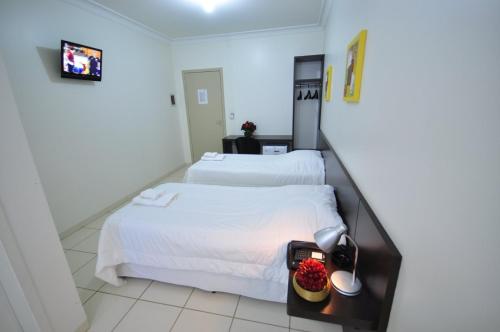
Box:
xmin=185 ymin=150 xmax=325 ymax=186
xmin=95 ymin=182 xmax=343 ymax=302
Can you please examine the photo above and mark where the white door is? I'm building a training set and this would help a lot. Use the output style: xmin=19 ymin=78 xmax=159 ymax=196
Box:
xmin=183 ymin=69 xmax=226 ymax=162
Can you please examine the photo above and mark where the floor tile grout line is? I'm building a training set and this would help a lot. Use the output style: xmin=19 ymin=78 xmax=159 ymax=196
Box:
xmin=66 ymin=192 xmax=298 ymax=331
xmin=169 ymin=304 xmax=292 ymax=329
xmin=182 ymin=287 xmax=195 ymax=307
xmin=110 ymin=297 xmax=138 ymax=331
xmin=78 ymin=288 xmax=97 ymax=305
xmin=68 ymin=248 xmax=97 ymax=255
xmin=61 ymin=212 xmax=109 ymax=242
xmin=110 ymin=280 xmax=153 ymax=332
xmin=70 ymin=255 xmax=98 ymax=277
xmin=95 ymin=289 xmax=134 ymax=298
xmin=65 ymin=248 xmax=96 ymax=255
xmin=168 ymin=285 xmax=192 ymax=332
xmin=77 ymin=286 xmax=101 ymax=293
xmin=62 ymin=228 xmax=99 ymax=250
xmin=67 ymin=254 xmax=96 ymax=275
xmin=88 ymin=290 xmax=287 ymax=332
xmin=133 ymin=298 xmax=186 ymax=310
xmin=137 ymin=280 xmax=153 ymax=299
xmin=232 ymin=295 xmax=241 ymax=318
xmin=231 ymin=316 xmax=290 ymax=329
xmin=290 ymin=328 xmax=318 ymax=332
xmin=96 ymin=279 xmax=109 ymax=293
xmin=90 ymin=286 xmax=291 ymax=329
xmin=227 ymin=294 xmax=241 ymax=331
xmin=141 ymin=302 xmax=236 ymax=320
xmin=232 ymin=297 xmax=289 ymax=327
xmin=82 ymin=281 xmax=292 ymax=331
xmin=70 ymin=232 xmax=100 ymax=253
xmin=168 ymin=307 xmax=183 ymax=332
xmin=125 ymin=296 xmax=189 ymax=311
xmin=172 ymin=307 xmax=237 ymax=332
xmin=138 ymin=280 xmax=154 ymax=299
xmin=60 ymin=226 xmax=92 ymax=241
xmin=227 ymin=295 xmax=240 ymax=332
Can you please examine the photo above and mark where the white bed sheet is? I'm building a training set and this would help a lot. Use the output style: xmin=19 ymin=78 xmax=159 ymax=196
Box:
xmin=117 ymin=263 xmax=287 ymax=302
xmin=184 ymin=150 xmax=325 ymax=186
xmin=96 ymin=183 xmax=342 ymax=302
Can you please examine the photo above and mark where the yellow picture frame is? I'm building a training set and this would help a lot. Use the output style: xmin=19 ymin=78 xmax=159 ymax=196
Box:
xmin=343 ymin=29 xmax=367 ymax=103
xmin=324 ymin=65 xmax=333 ymax=102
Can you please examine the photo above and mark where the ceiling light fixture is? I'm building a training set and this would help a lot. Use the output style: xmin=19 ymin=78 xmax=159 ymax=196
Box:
xmin=189 ymin=0 xmax=228 ymax=14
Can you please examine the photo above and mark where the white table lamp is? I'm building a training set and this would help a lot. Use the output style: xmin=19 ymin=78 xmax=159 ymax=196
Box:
xmin=314 ymin=224 xmax=362 ymax=296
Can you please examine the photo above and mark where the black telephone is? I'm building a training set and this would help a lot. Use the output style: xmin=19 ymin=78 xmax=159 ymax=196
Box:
xmin=287 ymin=241 xmax=326 ymax=270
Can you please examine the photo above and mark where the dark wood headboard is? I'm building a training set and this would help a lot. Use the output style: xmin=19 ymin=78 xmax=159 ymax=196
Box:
xmin=318 ymin=131 xmax=402 ymax=332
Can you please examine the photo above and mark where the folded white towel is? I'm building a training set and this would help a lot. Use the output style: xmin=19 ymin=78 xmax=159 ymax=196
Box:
xmin=203 ymin=152 xmax=218 ymax=158
xmin=133 ymin=192 xmax=177 ymax=207
xmin=201 ymin=155 xmax=225 ymax=161
xmin=140 ymin=188 xmax=165 ymax=200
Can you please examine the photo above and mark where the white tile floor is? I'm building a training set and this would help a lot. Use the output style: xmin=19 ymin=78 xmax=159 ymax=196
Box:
xmin=61 ymin=165 xmax=343 ymax=332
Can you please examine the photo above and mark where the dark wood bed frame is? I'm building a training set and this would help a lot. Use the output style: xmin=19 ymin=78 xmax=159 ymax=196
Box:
xmin=318 ymin=131 xmax=402 ymax=332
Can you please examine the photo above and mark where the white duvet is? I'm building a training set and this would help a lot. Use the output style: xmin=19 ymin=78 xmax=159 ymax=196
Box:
xmin=184 ymin=150 xmax=325 ymax=186
xmin=96 ymin=183 xmax=342 ymax=291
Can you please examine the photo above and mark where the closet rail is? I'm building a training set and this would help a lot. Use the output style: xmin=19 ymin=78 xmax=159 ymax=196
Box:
xmin=295 ymin=82 xmax=322 ymax=88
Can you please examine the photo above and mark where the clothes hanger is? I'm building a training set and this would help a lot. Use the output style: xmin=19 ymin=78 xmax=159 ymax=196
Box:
xmin=304 ymin=89 xmax=312 ymax=100
xmin=312 ymin=89 xmax=319 ymax=99
xmin=297 ymin=89 xmax=303 ymax=100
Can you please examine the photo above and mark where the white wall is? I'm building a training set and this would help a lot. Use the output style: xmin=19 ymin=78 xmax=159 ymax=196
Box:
xmin=321 ymin=0 xmax=500 ymax=331
xmin=172 ymin=28 xmax=324 ymax=161
xmin=0 ymin=280 xmax=23 ymax=332
xmin=0 ymin=0 xmax=185 ymax=235
xmin=0 ymin=53 xmax=87 ymax=332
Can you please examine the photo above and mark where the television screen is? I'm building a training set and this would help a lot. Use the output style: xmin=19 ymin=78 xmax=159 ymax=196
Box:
xmin=61 ymin=40 xmax=102 ymax=81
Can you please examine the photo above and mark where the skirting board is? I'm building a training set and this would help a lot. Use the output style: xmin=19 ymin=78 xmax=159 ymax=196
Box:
xmin=59 ymin=163 xmax=189 ymax=239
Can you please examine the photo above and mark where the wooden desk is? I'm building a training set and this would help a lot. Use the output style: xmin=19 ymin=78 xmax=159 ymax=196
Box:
xmin=222 ymin=135 xmax=293 ymax=154
xmin=287 ymin=249 xmax=380 ymax=332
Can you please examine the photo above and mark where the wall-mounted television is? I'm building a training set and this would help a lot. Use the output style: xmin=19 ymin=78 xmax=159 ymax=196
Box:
xmin=61 ymin=40 xmax=102 ymax=81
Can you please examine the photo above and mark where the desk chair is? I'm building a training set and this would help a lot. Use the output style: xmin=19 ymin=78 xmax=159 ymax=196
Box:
xmin=235 ymin=137 xmax=261 ymax=154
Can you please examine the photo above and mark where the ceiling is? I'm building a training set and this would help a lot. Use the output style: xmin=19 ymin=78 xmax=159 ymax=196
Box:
xmin=91 ymin=0 xmax=328 ymax=39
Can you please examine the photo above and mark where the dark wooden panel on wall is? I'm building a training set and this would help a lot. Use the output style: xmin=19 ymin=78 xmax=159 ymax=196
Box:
xmin=355 ymin=201 xmax=401 ymax=332
xmin=321 ymin=148 xmax=360 ymax=238
xmin=318 ymin=131 xmax=402 ymax=332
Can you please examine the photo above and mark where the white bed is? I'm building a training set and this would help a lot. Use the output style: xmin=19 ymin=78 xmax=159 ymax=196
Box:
xmin=96 ymin=183 xmax=342 ymax=303
xmin=184 ymin=150 xmax=325 ymax=187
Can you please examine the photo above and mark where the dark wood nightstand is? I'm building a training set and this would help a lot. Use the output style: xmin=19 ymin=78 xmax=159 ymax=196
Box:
xmin=287 ymin=245 xmax=380 ymax=331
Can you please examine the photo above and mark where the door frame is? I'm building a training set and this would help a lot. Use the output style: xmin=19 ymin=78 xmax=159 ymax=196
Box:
xmin=182 ymin=68 xmax=227 ymax=162
xmin=0 ymin=207 xmax=42 ymax=332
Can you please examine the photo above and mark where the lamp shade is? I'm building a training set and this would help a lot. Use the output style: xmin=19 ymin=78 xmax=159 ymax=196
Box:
xmin=314 ymin=224 xmax=348 ymax=253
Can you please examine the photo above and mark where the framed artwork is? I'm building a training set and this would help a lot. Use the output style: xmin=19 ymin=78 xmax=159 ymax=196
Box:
xmin=324 ymin=65 xmax=333 ymax=102
xmin=343 ymin=29 xmax=367 ymax=103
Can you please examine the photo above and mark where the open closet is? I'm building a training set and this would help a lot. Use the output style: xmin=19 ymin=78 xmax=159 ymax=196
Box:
xmin=292 ymin=54 xmax=325 ymax=150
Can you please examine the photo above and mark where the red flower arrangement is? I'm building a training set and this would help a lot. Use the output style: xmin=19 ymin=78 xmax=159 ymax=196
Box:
xmin=241 ymin=121 xmax=256 ymax=137
xmin=295 ymin=258 xmax=328 ymax=292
